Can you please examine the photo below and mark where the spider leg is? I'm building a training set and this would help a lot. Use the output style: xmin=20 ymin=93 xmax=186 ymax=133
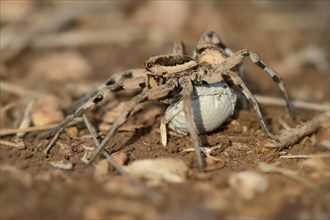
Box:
xmin=215 ymin=49 xmax=296 ymax=119
xmin=201 ymin=70 xmax=278 ymax=140
xmin=180 ymin=77 xmax=204 ymax=171
xmin=42 ymin=74 xmax=146 ymax=141
xmin=159 ymin=40 xmax=187 ymax=147
xmin=172 ymin=40 xmax=186 ymax=55
xmin=64 ymin=69 xmax=146 ymax=113
xmin=82 ymin=114 xmax=164 ymax=204
xmin=87 ymin=80 xmax=177 ymax=164
xmin=196 ymin=30 xmax=234 ymax=56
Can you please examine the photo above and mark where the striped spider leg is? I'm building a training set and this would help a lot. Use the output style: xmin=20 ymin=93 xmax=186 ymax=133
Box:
xmin=63 ymin=69 xmax=146 ymax=113
xmin=161 ymin=38 xmax=234 ymax=170
xmin=170 ymin=40 xmax=204 ymax=169
xmin=87 ymin=52 xmax=203 ymax=169
xmin=212 ymin=48 xmax=297 ymax=119
xmin=179 ymin=76 xmax=205 ymax=170
xmin=194 ymin=30 xmax=234 ymax=57
xmin=195 ymin=30 xmax=246 ymax=79
xmin=87 ymin=79 xmax=178 ymax=165
xmin=159 ymin=40 xmax=189 ymax=147
xmin=198 ymin=44 xmax=296 ymax=140
xmin=43 ymin=69 xmax=146 ymax=152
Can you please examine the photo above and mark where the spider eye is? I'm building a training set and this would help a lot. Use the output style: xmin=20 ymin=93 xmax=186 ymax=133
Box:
xmin=146 ymin=62 xmax=153 ymax=69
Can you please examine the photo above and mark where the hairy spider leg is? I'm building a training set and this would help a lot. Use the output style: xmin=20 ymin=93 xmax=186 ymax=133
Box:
xmin=196 ymin=30 xmax=246 ymax=78
xmin=42 ymin=70 xmax=146 ymax=153
xmin=160 ymin=40 xmax=188 ymax=147
xmin=214 ymin=49 xmax=297 ymax=119
xmin=172 ymin=40 xmax=186 ymax=55
xmin=82 ymin=114 xmax=164 ymax=204
xmin=200 ymin=70 xmax=277 ymax=140
xmin=87 ymin=80 xmax=177 ymax=164
xmin=180 ymin=77 xmax=205 ymax=171
xmin=63 ymin=69 xmax=146 ymax=113
xmin=197 ymin=30 xmax=234 ymax=56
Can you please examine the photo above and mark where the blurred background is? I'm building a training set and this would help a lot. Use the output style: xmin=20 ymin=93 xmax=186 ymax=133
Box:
xmin=1 ymin=1 xmax=329 ymax=103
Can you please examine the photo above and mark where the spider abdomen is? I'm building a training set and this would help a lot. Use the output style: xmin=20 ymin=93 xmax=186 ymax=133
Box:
xmin=165 ymin=82 xmax=237 ymax=135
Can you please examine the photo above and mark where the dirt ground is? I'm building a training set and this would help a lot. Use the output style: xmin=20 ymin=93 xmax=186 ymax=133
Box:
xmin=0 ymin=1 xmax=329 ymax=220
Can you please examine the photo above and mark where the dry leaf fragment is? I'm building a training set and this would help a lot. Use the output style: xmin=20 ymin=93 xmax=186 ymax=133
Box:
xmin=123 ymin=158 xmax=189 ymax=185
xmin=31 ymin=95 xmax=64 ymax=126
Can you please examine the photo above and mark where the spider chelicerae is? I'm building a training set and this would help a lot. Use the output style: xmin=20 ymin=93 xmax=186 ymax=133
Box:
xmin=44 ymin=30 xmax=296 ymax=171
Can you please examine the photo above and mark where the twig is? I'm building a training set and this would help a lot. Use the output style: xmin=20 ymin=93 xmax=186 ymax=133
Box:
xmin=0 ymin=120 xmax=81 ymax=137
xmin=255 ymin=94 xmax=330 ymax=112
xmin=0 ymin=140 xmax=25 ymax=149
xmin=278 ymin=118 xmax=291 ymax=130
xmin=262 ymin=111 xmax=330 ymax=149
xmin=44 ymin=127 xmax=64 ymax=154
xmin=280 ymin=153 xmax=330 ymax=159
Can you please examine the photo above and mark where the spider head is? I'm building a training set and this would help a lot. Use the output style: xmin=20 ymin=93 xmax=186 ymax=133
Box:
xmin=195 ymin=44 xmax=228 ymax=68
xmin=145 ymin=54 xmax=197 ymax=75
xmin=145 ymin=54 xmax=197 ymax=88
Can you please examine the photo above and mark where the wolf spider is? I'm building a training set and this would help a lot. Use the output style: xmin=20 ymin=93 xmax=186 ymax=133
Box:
xmin=45 ymin=31 xmax=296 ymax=171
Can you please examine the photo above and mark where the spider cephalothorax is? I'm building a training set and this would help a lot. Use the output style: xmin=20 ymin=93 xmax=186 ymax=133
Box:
xmin=44 ymin=30 xmax=296 ymax=171
xmin=195 ymin=43 xmax=228 ymax=67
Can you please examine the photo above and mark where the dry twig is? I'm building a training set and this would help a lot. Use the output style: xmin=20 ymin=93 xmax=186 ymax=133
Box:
xmin=280 ymin=153 xmax=330 ymax=159
xmin=255 ymin=95 xmax=329 ymax=112
xmin=262 ymin=111 xmax=329 ymax=149
xmin=0 ymin=120 xmax=81 ymax=137
xmin=0 ymin=140 xmax=25 ymax=149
